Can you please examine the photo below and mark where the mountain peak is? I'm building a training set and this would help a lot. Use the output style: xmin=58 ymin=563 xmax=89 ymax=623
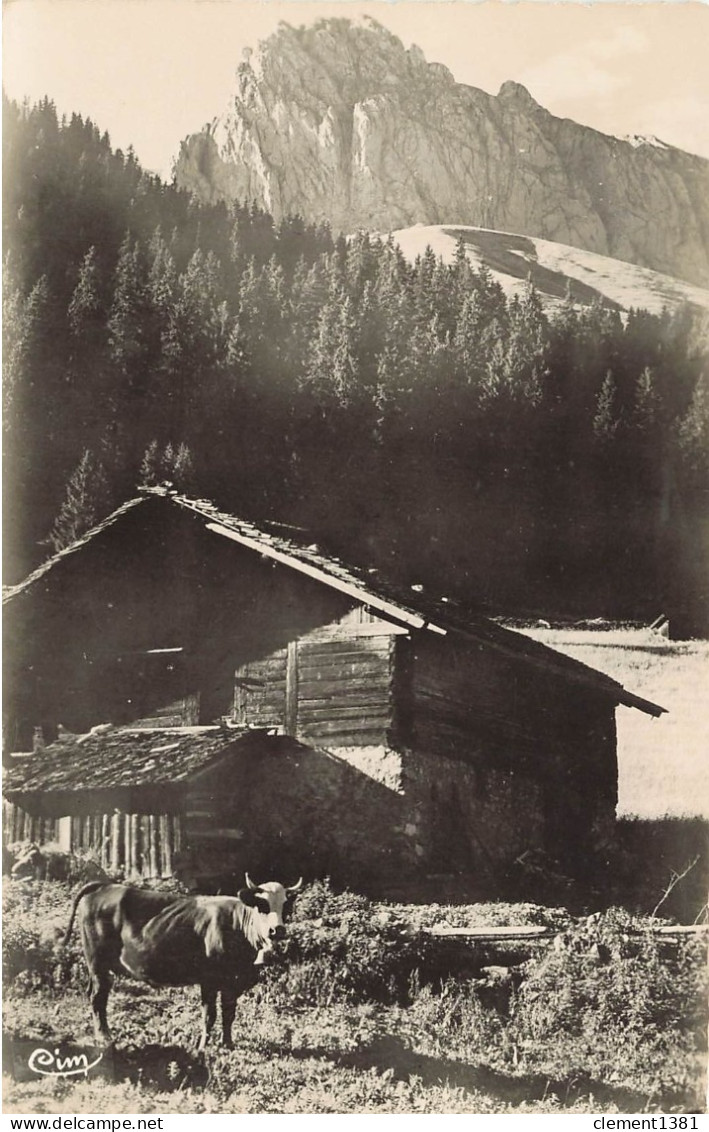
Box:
xmin=497 ymin=80 xmax=540 ymax=110
xmin=174 ymin=18 xmax=709 ymax=287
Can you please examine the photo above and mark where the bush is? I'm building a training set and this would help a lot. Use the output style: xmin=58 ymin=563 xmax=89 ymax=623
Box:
xmin=400 ymin=906 xmax=708 ymax=1106
xmin=2 ymin=880 xmax=84 ymax=992
xmin=508 ymin=909 xmax=708 ymax=1100
xmin=263 ymin=878 xmax=432 ymax=1006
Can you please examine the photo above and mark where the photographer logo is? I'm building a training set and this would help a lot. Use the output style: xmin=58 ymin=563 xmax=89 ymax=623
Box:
xmin=27 ymin=1046 xmax=104 ymax=1078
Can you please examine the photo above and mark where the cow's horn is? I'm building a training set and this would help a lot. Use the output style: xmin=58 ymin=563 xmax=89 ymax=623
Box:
xmin=286 ymin=877 xmax=303 ymax=895
xmin=245 ymin=872 xmax=258 ymax=891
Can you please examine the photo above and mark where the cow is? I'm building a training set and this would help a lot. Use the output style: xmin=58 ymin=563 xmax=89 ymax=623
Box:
xmin=63 ymin=872 xmax=302 ymax=1050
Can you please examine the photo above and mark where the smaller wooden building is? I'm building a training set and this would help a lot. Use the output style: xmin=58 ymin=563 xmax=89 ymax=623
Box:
xmin=4 ymin=725 xmax=257 ymax=883
xmin=3 ymin=723 xmax=418 ymax=890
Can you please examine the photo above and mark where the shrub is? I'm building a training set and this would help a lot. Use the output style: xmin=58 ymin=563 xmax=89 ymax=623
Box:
xmin=2 ymin=880 xmax=84 ymax=992
xmin=509 ymin=909 xmax=708 ymax=1100
xmin=263 ymin=878 xmax=432 ymax=1006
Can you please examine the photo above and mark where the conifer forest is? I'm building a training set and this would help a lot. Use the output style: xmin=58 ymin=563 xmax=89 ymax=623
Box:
xmin=3 ymin=97 xmax=709 ymax=630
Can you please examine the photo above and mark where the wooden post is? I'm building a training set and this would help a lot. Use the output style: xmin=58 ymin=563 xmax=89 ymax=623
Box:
xmin=147 ymin=815 xmax=157 ymax=878
xmin=133 ymin=814 xmax=141 ymax=877
xmin=124 ymin=813 xmax=133 ymax=877
xmin=138 ymin=815 xmax=148 ymax=876
xmin=285 ymin=640 xmax=298 ymax=736
xmin=160 ymin=815 xmax=172 ymax=876
xmin=100 ymin=814 xmax=110 ymax=870
xmin=110 ymin=813 xmax=121 ymax=875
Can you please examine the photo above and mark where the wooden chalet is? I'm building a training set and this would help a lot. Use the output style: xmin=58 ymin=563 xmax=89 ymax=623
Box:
xmin=3 ymin=487 xmax=665 ymax=893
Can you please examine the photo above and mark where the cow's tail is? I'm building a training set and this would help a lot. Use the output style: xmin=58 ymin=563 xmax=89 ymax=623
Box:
xmin=62 ymin=881 xmax=109 ymax=947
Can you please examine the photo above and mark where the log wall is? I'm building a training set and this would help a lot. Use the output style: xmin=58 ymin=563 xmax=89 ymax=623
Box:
xmin=405 ymin=633 xmax=619 ymax=867
xmin=2 ymin=801 xmax=181 ymax=879
xmin=3 ymin=801 xmax=58 ymax=846
xmin=233 ymin=616 xmax=399 ymax=749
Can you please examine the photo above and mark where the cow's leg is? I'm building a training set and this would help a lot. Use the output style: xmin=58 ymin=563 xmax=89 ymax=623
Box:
xmin=81 ymin=920 xmax=115 ymax=1046
xmin=89 ymin=971 xmax=113 ymax=1046
xmin=198 ymin=984 xmax=218 ymax=1052
xmin=220 ymin=984 xmax=238 ymax=1049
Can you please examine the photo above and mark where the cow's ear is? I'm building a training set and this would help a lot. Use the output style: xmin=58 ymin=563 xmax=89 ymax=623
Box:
xmin=238 ymin=887 xmax=257 ymax=906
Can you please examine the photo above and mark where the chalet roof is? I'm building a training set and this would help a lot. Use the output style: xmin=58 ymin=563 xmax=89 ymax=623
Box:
xmin=3 ymin=488 xmax=666 ymax=717
xmin=2 ymin=497 xmax=146 ymax=604
xmin=3 ymin=725 xmax=265 ymax=797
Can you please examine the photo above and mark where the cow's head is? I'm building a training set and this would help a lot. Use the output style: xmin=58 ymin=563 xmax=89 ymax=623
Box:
xmin=238 ymin=872 xmax=303 ymax=943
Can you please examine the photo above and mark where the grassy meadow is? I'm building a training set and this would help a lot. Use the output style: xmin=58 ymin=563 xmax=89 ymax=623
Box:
xmin=5 ymin=629 xmax=707 ymax=1114
xmin=518 ymin=628 xmax=709 ymax=820
xmin=3 ymin=878 xmax=707 ymax=1116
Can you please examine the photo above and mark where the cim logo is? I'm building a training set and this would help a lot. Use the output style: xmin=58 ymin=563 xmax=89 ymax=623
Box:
xmin=28 ymin=1046 xmax=104 ymax=1078
xmin=2 ymin=1036 xmax=114 ymax=1083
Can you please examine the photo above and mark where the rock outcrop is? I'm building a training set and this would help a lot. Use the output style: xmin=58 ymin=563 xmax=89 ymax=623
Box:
xmin=174 ymin=17 xmax=709 ymax=286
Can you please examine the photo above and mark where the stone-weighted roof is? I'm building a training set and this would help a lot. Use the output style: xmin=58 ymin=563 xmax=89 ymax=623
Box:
xmin=3 ymin=725 xmax=264 ymax=797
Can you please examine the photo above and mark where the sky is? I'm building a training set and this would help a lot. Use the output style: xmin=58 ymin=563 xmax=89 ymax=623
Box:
xmin=4 ymin=0 xmax=709 ymax=179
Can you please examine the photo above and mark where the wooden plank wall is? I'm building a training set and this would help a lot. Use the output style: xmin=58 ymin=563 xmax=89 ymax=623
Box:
xmin=409 ymin=635 xmax=559 ymax=764
xmin=3 ymin=801 xmax=58 ymax=846
xmin=2 ymin=802 xmax=181 ymax=879
xmin=130 ymin=694 xmax=200 ymax=729
xmin=233 ymin=622 xmax=397 ymax=747
xmin=234 ymin=648 xmax=287 ymax=729
xmin=71 ymin=810 xmax=182 ymax=877
xmin=297 ymin=633 xmax=395 ymax=746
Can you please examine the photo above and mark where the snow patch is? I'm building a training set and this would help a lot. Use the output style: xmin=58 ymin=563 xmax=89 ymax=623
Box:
xmin=623 ymin=133 xmax=672 ymax=150
xmin=386 ymin=224 xmax=709 ymax=317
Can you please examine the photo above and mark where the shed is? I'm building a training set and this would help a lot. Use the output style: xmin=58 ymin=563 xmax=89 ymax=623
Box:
xmin=3 ymin=487 xmax=665 ymax=893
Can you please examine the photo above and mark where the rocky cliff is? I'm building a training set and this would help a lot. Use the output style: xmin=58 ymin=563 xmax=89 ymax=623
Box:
xmin=174 ymin=17 xmax=709 ymax=286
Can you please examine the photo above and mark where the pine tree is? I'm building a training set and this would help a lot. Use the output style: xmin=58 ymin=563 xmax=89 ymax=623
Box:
xmin=451 ymin=236 xmax=474 ymax=306
xmin=634 ymin=366 xmax=662 ymax=435
xmin=107 ymin=233 xmax=145 ymax=375
xmin=2 ymin=270 xmax=49 ymax=427
xmin=146 ymin=230 xmax=177 ymax=339
xmin=68 ymin=247 xmax=102 ymax=336
xmin=172 ymin=442 xmax=197 ymax=492
xmin=452 ymin=290 xmax=486 ymax=390
xmin=162 ymin=442 xmax=175 ymax=480
xmin=593 ymin=371 xmax=622 ymax=442
xmin=46 ymin=449 xmax=110 ymax=553
xmin=676 ymin=370 xmax=709 ymax=488
xmin=303 ymin=290 xmax=359 ymax=407
xmin=139 ymin=439 xmax=160 ymax=486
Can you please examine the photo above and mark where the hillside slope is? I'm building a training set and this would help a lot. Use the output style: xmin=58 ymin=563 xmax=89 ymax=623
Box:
xmin=389 ymin=225 xmax=709 ymax=316
xmin=174 ymin=17 xmax=709 ymax=287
